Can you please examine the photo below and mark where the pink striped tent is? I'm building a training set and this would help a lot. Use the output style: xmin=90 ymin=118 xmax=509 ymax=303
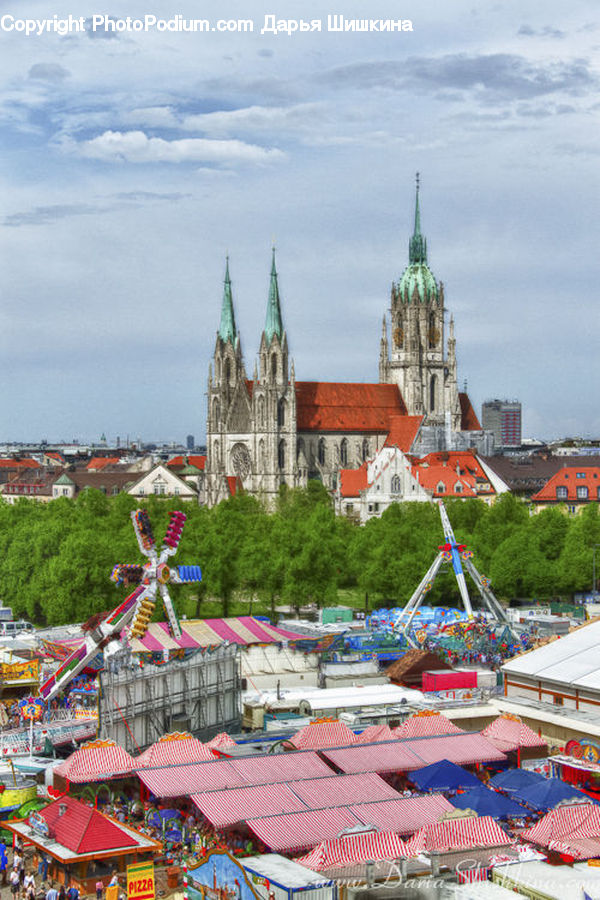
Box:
xmin=394 ymin=712 xmax=464 ymax=739
xmin=54 ymin=739 xmax=135 ymax=783
xmin=133 ymin=733 xmax=216 ymax=769
xmin=522 ymin=802 xmax=600 ymax=858
xmin=290 ymin=720 xmax=358 ymax=750
xmin=406 ymin=816 xmax=513 ymax=854
xmin=355 ymin=725 xmax=398 ymax=744
xmin=481 ymin=715 xmax=547 ymax=753
xmin=296 ymin=829 xmax=410 ymax=870
xmin=206 ymin=732 xmax=236 ymax=751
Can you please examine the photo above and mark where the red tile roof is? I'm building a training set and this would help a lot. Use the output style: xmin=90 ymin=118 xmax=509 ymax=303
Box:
xmin=0 ymin=458 xmax=39 ymax=468
xmin=86 ymin=457 xmax=120 ymax=471
xmin=413 ymin=464 xmax=477 ymax=497
xmin=339 ymin=463 xmax=369 ymax=498
xmin=459 ymin=392 xmax=481 ymax=430
xmin=384 ymin=415 xmax=423 ymax=452
xmin=532 ymin=466 xmax=600 ymax=502
xmin=39 ymin=796 xmax=138 ymax=854
xmin=167 ymin=455 xmax=207 ymax=470
xmin=296 ymin=382 xmax=407 ymax=432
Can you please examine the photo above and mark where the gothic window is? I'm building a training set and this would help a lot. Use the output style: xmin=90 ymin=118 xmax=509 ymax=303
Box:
xmin=225 ymin=359 xmax=231 ymax=385
xmin=278 ymin=439 xmax=285 ymax=470
xmin=277 ymin=398 xmax=286 ymax=427
xmin=271 ymin=353 xmax=278 ymax=380
xmin=258 ymin=439 xmax=265 ymax=470
xmin=340 ymin=438 xmax=348 ymax=467
xmin=391 ymin=475 xmax=401 ymax=494
xmin=258 ymin=396 xmax=265 ymax=428
xmin=428 ymin=311 xmax=438 ymax=348
xmin=212 ymin=398 xmax=220 ymax=425
xmin=213 ymin=440 xmax=220 ymax=466
xmin=430 ymin=374 xmax=437 ymax=413
xmin=362 ymin=438 xmax=369 ymax=462
xmin=318 ymin=438 xmax=326 ymax=466
xmin=216 ymin=358 xmax=221 ymax=380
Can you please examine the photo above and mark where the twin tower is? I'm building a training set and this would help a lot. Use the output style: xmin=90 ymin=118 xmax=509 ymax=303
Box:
xmin=205 ymin=180 xmax=470 ymax=506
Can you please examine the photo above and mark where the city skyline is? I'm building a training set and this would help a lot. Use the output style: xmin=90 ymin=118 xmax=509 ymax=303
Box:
xmin=1 ymin=0 xmax=599 ymax=444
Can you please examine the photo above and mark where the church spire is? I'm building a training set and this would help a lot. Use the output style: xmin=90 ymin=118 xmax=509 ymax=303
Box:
xmin=264 ymin=247 xmax=283 ymax=344
xmin=218 ymin=256 xmax=237 ymax=343
xmin=408 ymin=172 xmax=427 ymax=265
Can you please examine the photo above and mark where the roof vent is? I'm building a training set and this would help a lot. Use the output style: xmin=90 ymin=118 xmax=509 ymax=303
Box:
xmin=58 ymin=803 xmax=67 ymax=817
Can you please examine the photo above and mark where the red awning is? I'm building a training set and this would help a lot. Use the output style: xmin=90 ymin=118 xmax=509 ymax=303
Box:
xmin=136 ymin=751 xmax=332 ymax=798
xmin=522 ymin=802 xmax=600 ymax=850
xmin=394 ymin=712 xmax=464 ymax=739
xmin=349 ymin=794 xmax=455 ymax=834
xmin=191 ymin=782 xmax=308 ymax=828
xmin=54 ymin=740 xmax=135 ymax=783
xmin=287 ymin=773 xmax=400 ymax=808
xmin=133 ymin=735 xmax=216 ymax=769
xmin=404 ymin=734 xmax=506 ymax=767
xmin=406 ymin=816 xmax=513 ymax=854
xmin=481 ymin=715 xmax=547 ymax=752
xmin=296 ymin=829 xmax=409 ymax=870
xmin=290 ymin=720 xmax=358 ymax=750
xmin=247 ymin=807 xmax=362 ymax=852
xmin=321 ymin=741 xmax=424 ymax=775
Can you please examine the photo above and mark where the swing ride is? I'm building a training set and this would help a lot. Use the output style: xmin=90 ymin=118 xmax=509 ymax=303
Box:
xmin=394 ymin=501 xmax=517 ymax=648
xmin=40 ymin=509 xmax=202 ymax=702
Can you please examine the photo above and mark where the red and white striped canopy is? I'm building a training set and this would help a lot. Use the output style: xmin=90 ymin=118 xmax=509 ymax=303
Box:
xmin=54 ymin=740 xmax=135 ymax=783
xmin=247 ymin=806 xmax=361 ymax=852
xmin=136 ymin=750 xmax=332 ymax=798
xmin=355 ymin=725 xmax=398 ymax=744
xmin=404 ymin=733 xmax=506 ymax=767
xmin=522 ymin=801 xmax=600 ymax=849
xmin=321 ymin=733 xmax=505 ymax=775
xmin=206 ymin=732 xmax=236 ymax=751
xmin=296 ymin=830 xmax=409 ymax=870
xmin=546 ymin=836 xmax=600 ymax=860
xmin=406 ymin=816 xmax=513 ymax=854
xmin=290 ymin=720 xmax=358 ymax=750
xmin=481 ymin=715 xmax=547 ymax=752
xmin=191 ymin=782 xmax=308 ymax=827
xmin=287 ymin=773 xmax=400 ymax=808
xmin=133 ymin=734 xmax=216 ymax=769
xmin=348 ymin=794 xmax=454 ymax=835
xmin=394 ymin=713 xmax=463 ymax=740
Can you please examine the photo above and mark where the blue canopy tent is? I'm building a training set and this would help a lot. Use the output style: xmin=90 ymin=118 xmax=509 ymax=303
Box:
xmin=410 ymin=759 xmax=481 ymax=792
xmin=450 ymin=786 xmax=530 ymax=819
xmin=514 ymin=778 xmax=596 ymax=811
xmin=489 ymin=769 xmax=545 ymax=795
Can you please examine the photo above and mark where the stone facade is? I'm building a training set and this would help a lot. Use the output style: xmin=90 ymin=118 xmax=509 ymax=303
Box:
xmin=205 ymin=184 xmax=491 ymax=507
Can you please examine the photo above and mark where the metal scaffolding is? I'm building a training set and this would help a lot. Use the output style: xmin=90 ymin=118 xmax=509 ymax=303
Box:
xmin=98 ymin=644 xmax=240 ymax=753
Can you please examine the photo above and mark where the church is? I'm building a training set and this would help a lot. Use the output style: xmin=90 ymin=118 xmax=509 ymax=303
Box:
xmin=204 ymin=180 xmax=491 ymax=507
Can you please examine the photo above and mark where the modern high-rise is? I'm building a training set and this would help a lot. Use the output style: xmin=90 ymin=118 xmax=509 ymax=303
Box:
xmin=481 ymin=400 xmax=522 ymax=448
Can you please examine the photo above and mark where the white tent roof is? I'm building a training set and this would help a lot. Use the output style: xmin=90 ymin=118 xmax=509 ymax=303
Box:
xmin=502 ymin=620 xmax=600 ymax=689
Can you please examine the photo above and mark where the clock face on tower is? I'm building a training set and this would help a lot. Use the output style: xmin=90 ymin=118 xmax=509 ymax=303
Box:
xmin=393 ymin=326 xmax=404 ymax=347
xmin=231 ymin=443 xmax=251 ymax=480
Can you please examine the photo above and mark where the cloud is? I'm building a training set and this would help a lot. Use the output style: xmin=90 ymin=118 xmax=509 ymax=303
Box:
xmin=518 ymin=24 xmax=566 ymax=39
xmin=4 ymin=192 xmax=187 ymax=226
xmin=28 ymin=63 xmax=70 ymax=82
xmin=320 ymin=53 xmax=595 ymax=101
xmin=65 ymin=130 xmax=285 ymax=165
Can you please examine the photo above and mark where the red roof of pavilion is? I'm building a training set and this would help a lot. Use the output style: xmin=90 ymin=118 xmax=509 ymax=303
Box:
xmin=39 ymin=796 xmax=138 ymax=854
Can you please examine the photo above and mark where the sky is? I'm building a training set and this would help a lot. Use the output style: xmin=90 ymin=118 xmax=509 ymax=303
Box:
xmin=1 ymin=0 xmax=599 ymax=445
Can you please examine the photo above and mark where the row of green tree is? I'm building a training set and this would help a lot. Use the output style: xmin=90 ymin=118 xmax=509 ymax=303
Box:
xmin=0 ymin=485 xmax=598 ymax=627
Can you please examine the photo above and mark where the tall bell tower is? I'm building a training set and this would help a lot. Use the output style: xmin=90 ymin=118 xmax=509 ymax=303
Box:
xmin=380 ymin=175 xmax=461 ymax=431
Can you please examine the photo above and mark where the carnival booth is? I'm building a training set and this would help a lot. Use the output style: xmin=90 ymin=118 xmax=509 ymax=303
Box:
xmin=52 ymin=739 xmax=137 ymax=806
xmin=4 ymin=795 xmax=161 ymax=894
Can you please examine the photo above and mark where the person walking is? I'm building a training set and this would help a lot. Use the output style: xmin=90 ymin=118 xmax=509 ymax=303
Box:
xmin=9 ymin=869 xmax=20 ymax=900
xmin=46 ymin=882 xmax=59 ymax=900
xmin=95 ymin=880 xmax=103 ymax=900
xmin=0 ymin=841 xmax=8 ymax=886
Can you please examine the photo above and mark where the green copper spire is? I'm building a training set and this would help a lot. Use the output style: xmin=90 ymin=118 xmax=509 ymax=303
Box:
xmin=264 ymin=247 xmax=283 ymax=344
xmin=408 ymin=172 xmax=427 ymax=265
xmin=218 ymin=256 xmax=237 ymax=343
